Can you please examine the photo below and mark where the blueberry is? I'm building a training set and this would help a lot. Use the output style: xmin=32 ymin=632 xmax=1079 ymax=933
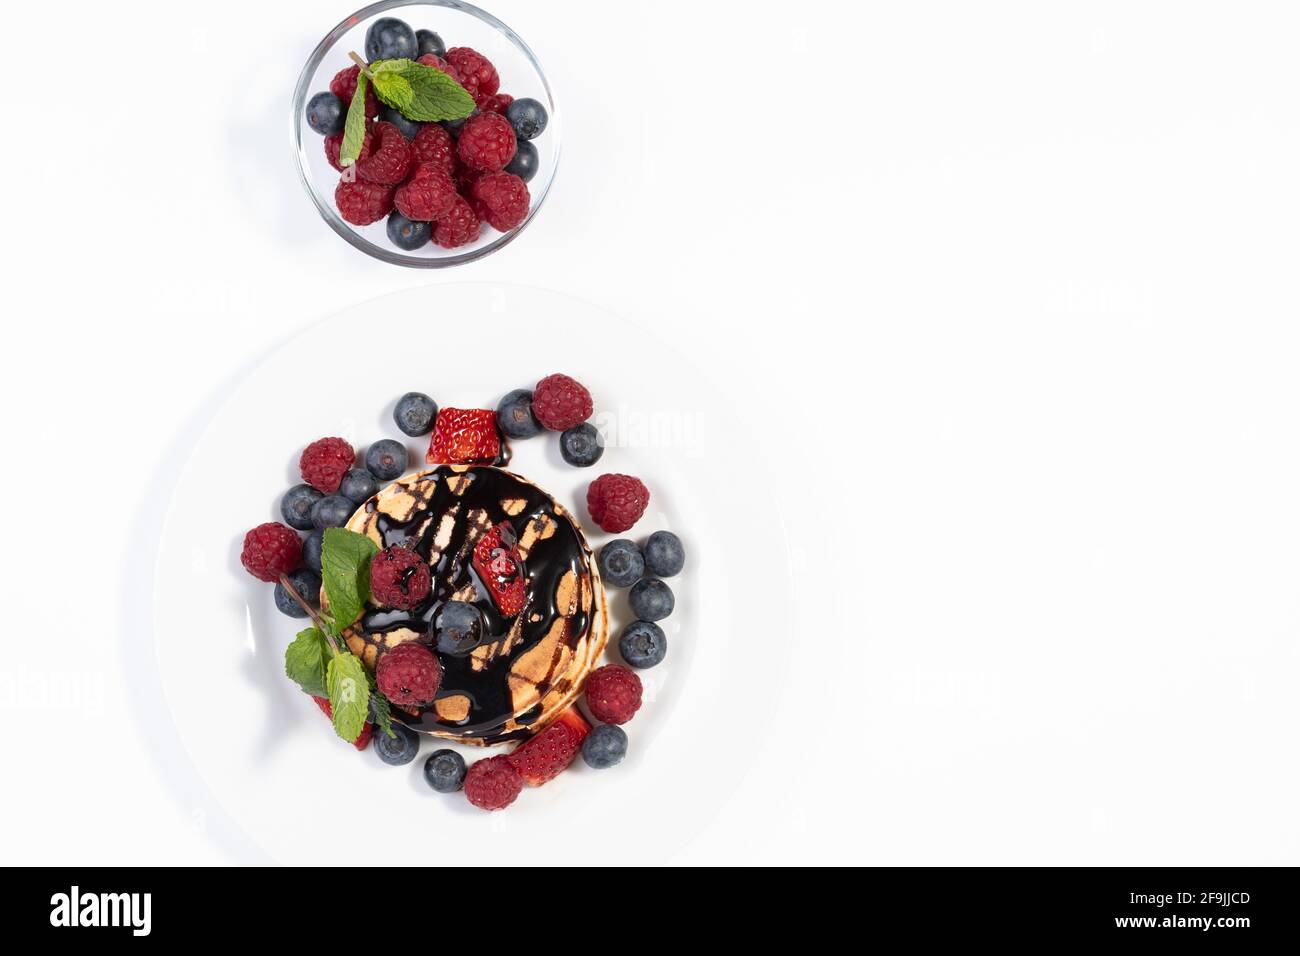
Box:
xmin=505 ymin=97 xmax=548 ymax=141
xmin=643 ymin=531 xmax=685 ymax=577
xmin=619 ymin=620 xmax=667 ymax=668
xmin=379 ymin=106 xmax=422 ymax=141
xmin=311 ymin=494 xmax=354 ymax=530
xmin=365 ymin=17 xmax=418 ymax=62
xmin=274 ymin=568 xmax=321 ymax=618
xmin=559 ymin=422 xmax=604 ymax=467
xmin=599 ymin=539 xmax=644 ymax=588
xmin=581 ymin=724 xmax=627 ymax=769
xmin=424 ymin=748 xmax=467 ymax=792
xmin=366 ymin=439 xmax=407 ymax=480
xmin=373 ymin=722 xmax=420 ymax=765
xmin=628 ymin=577 xmax=674 ymax=621
xmin=416 ymin=28 xmax=446 ymax=59
xmin=504 ymin=140 xmax=539 ymax=183
xmin=338 ymin=468 xmax=379 ymax=504
xmin=303 ymin=528 xmax=325 ymax=573
xmin=394 ymin=391 xmax=438 ymax=436
xmin=433 ymin=600 xmax=484 ymax=656
xmin=305 ymin=91 xmax=345 ymax=135
xmin=386 ymin=210 xmax=431 ymax=251
xmin=496 ymin=388 xmax=542 ymax=439
xmin=280 ymin=483 xmax=323 ymax=531
xmin=442 ymin=109 xmax=479 ymax=136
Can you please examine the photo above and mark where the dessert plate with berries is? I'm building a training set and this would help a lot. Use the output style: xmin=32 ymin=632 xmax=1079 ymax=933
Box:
xmin=293 ymin=1 xmax=557 ymax=267
xmin=151 ymin=285 xmax=794 ymax=863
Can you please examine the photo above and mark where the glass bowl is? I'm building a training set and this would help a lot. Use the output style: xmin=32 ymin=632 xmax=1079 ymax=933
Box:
xmin=291 ymin=0 xmax=560 ymax=267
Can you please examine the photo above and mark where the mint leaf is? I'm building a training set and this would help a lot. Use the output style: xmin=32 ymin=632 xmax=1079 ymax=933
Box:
xmin=395 ymin=62 xmax=475 ymax=122
xmin=321 ymin=528 xmax=378 ymax=635
xmin=284 ymin=627 xmax=330 ymax=698
xmin=339 ymin=71 xmax=370 ymax=167
xmin=367 ymin=682 xmax=397 ymax=740
xmin=372 ymin=71 xmax=414 ymax=111
xmin=370 ymin=59 xmax=410 ymax=74
xmin=326 ymin=651 xmax=370 ymax=744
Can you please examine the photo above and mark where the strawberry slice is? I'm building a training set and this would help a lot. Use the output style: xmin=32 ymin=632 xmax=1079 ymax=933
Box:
xmin=471 ymin=521 xmax=526 ymax=616
xmin=507 ymin=708 xmax=590 ymax=786
xmin=426 ymin=407 xmax=501 ymax=464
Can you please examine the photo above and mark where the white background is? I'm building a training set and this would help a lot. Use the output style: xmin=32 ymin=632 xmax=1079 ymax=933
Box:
xmin=4 ymin=0 xmax=1299 ymax=864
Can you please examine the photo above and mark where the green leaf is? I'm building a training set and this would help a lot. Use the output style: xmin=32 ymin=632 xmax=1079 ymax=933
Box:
xmin=338 ymin=71 xmax=370 ymax=168
xmin=372 ymin=71 xmax=414 ymax=111
xmin=396 ymin=62 xmax=476 ymax=122
xmin=320 ymin=528 xmax=379 ymax=635
xmin=326 ymin=651 xmax=370 ymax=744
xmin=284 ymin=627 xmax=330 ymax=698
xmin=367 ymin=683 xmax=397 ymax=740
xmin=370 ymin=58 xmax=410 ymax=74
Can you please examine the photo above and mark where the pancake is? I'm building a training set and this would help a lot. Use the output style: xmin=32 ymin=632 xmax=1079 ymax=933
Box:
xmin=336 ymin=465 xmax=607 ymax=746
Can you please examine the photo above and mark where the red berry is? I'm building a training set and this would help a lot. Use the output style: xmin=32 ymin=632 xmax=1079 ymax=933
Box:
xmin=476 ymin=92 xmax=514 ymax=114
xmin=463 ymin=755 xmax=523 ymax=810
xmin=446 ymin=47 xmax=499 ymax=97
xmin=426 ymin=407 xmax=500 ymax=463
xmin=375 ymin=641 xmax=442 ymax=707
xmin=456 ymin=112 xmax=517 ymax=172
xmin=532 ymin=373 xmax=593 ymax=430
xmin=417 ymin=53 xmax=463 ymax=86
xmin=299 ymin=437 xmax=356 ymax=493
xmin=586 ymin=474 xmax=650 ymax=534
xmin=240 ymin=522 xmax=302 ymax=582
xmin=335 ymin=177 xmax=395 ymax=225
xmin=584 ymin=665 xmax=643 ymax=725
xmin=507 ymin=709 xmax=590 ymax=786
xmin=432 ymin=196 xmax=482 ymax=248
xmin=471 ymin=521 xmax=526 ymax=617
xmin=394 ymin=162 xmax=459 ymax=221
xmin=329 ymin=65 xmax=380 ymax=117
xmin=355 ymin=121 xmax=412 ymax=185
xmin=370 ymin=545 xmax=432 ymax=610
xmin=471 ymin=172 xmax=530 ymax=232
xmin=326 ymin=125 xmax=373 ymax=172
xmin=312 ymin=696 xmax=373 ymax=750
xmin=410 ymin=123 xmax=456 ymax=175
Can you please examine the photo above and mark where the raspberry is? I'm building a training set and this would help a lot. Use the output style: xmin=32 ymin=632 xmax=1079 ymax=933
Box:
xmin=427 ymin=407 xmax=500 ymax=463
xmin=370 ymin=545 xmax=432 ymax=610
xmin=375 ymin=641 xmax=442 ymax=707
xmin=299 ymin=437 xmax=356 ymax=493
xmin=476 ymin=92 xmax=514 ymax=114
xmin=355 ymin=121 xmax=412 ymax=185
xmin=417 ymin=52 xmax=463 ymax=86
xmin=394 ymin=162 xmax=458 ymax=221
xmin=463 ymin=755 xmax=523 ymax=810
xmin=507 ymin=709 xmax=590 ymax=786
xmin=240 ymin=522 xmax=302 ymax=582
xmin=410 ymin=123 xmax=456 ymax=175
xmin=470 ymin=172 xmax=530 ymax=232
xmin=433 ymin=196 xmax=482 ymax=248
xmin=586 ymin=474 xmax=650 ymax=534
xmin=312 ymin=696 xmax=373 ymax=750
xmin=471 ymin=521 xmax=526 ymax=617
xmin=585 ymin=665 xmax=643 ymax=725
xmin=326 ymin=124 xmax=374 ymax=172
xmin=329 ymin=65 xmax=380 ymax=118
xmin=335 ymin=178 xmax=395 ymax=225
xmin=456 ymin=112 xmax=517 ymax=172
xmin=532 ymin=373 xmax=593 ymax=430
xmin=446 ymin=47 xmax=500 ymax=97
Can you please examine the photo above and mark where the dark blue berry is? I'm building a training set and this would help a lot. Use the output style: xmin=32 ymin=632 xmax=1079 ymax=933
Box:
xmin=433 ymin=600 xmax=483 ymax=656
xmin=504 ymin=139 xmax=539 ymax=183
xmin=379 ymin=106 xmax=422 ymax=141
xmin=274 ymin=568 xmax=321 ymax=618
xmin=496 ymin=388 xmax=542 ymax=439
xmin=628 ymin=577 xmax=674 ymax=621
xmin=416 ymin=29 xmax=446 ymax=59
xmin=306 ymin=91 xmax=345 ymax=135
xmin=311 ymin=494 xmax=354 ymax=529
xmin=559 ymin=422 xmax=604 ymax=467
xmin=581 ymin=724 xmax=627 ymax=769
xmin=424 ymin=748 xmax=466 ymax=792
xmin=386 ymin=210 xmax=431 ymax=251
xmin=394 ymin=391 xmax=438 ymax=436
xmin=339 ymin=467 xmax=379 ymax=504
xmin=619 ymin=620 xmax=667 ymax=668
xmin=504 ymin=98 xmax=548 ymax=141
xmin=280 ymin=483 xmax=323 ymax=531
xmin=642 ymin=530 xmax=685 ymax=577
xmin=373 ymin=722 xmax=420 ymax=765
xmin=365 ymin=17 xmax=418 ymax=62
xmin=365 ymin=439 xmax=407 ymax=480
xmin=599 ymin=539 xmax=644 ymax=588
xmin=303 ymin=528 xmax=324 ymax=573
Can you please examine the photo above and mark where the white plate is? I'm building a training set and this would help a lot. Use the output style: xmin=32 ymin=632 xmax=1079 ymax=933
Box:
xmin=152 ymin=283 xmax=795 ymax=864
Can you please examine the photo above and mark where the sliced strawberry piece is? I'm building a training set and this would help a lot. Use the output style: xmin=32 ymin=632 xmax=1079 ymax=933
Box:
xmin=426 ymin=407 xmax=501 ymax=464
xmin=507 ymin=708 xmax=590 ymax=786
xmin=471 ymin=521 xmax=526 ymax=616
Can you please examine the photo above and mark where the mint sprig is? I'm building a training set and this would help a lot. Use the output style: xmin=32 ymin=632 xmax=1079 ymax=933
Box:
xmin=338 ymin=70 xmax=370 ymax=168
xmin=284 ymin=626 xmax=330 ymax=698
xmin=326 ymin=651 xmax=370 ymax=744
xmin=320 ymin=527 xmax=379 ymax=636
xmin=346 ymin=51 xmax=476 ymax=125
